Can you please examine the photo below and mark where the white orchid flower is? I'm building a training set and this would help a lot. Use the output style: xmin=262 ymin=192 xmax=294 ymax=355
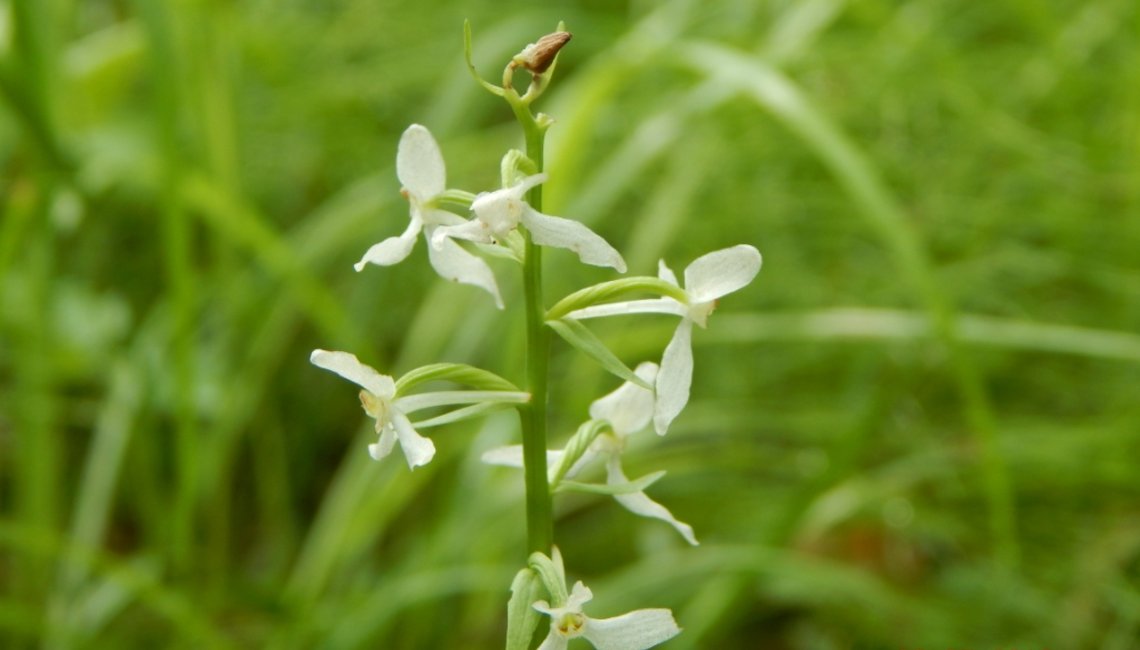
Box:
xmin=566 ymin=245 xmax=761 ymax=435
xmin=355 ymin=124 xmax=503 ymax=308
xmin=482 ymin=363 xmax=698 ymax=546
xmin=433 ymin=173 xmax=627 ymax=272
xmin=589 ymin=363 xmax=698 ymax=546
xmin=533 ymin=548 xmax=680 ymax=650
xmin=311 ymin=349 xmax=528 ymax=468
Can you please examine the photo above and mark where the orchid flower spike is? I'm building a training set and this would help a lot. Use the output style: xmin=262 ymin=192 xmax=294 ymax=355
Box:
xmin=533 ymin=548 xmax=681 ymax=650
xmin=310 ymin=349 xmax=528 ymax=468
xmin=566 ymin=245 xmax=761 ymax=435
xmin=355 ymin=124 xmax=503 ymax=308
xmin=433 ymin=173 xmax=627 ymax=272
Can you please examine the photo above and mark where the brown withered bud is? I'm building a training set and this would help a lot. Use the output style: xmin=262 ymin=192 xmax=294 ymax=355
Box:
xmin=513 ymin=31 xmax=572 ymax=74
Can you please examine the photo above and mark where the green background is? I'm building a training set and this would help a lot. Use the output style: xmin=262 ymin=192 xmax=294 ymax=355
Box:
xmin=2 ymin=0 xmax=1138 ymax=647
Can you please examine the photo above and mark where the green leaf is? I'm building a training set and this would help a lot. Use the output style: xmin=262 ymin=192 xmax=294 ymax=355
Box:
xmin=546 ymin=277 xmax=688 ymax=320
xmin=546 ymin=319 xmax=652 ymax=389
xmin=556 ymin=471 xmax=666 ymax=496
xmin=396 ymin=363 xmax=520 ymax=394
xmin=505 ymin=568 xmax=543 ymax=650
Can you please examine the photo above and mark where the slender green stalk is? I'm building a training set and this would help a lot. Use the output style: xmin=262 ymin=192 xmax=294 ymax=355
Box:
xmin=517 ymin=102 xmax=553 ymax=555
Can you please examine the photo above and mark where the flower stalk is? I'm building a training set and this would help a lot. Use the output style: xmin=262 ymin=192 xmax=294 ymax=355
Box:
xmin=519 ymin=94 xmax=553 ymax=555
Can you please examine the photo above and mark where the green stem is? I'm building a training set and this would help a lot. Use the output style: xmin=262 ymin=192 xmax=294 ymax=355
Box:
xmin=515 ymin=95 xmax=553 ymax=555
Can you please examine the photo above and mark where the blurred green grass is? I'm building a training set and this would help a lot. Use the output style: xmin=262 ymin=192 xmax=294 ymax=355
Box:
xmin=2 ymin=0 xmax=1138 ymax=647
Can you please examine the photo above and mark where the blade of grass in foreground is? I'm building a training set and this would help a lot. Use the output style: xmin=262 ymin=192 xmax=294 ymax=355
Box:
xmin=708 ymin=308 xmax=1140 ymax=364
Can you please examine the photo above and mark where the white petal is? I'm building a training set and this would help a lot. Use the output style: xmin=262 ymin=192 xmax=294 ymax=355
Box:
xmin=566 ymin=581 xmax=594 ymax=609
xmin=390 ymin=411 xmax=436 ymax=468
xmin=607 ymin=458 xmax=698 ymax=546
xmin=565 ymin=299 xmax=686 ymax=321
xmin=310 ymin=349 xmax=395 ymax=398
xmin=589 ymin=363 xmax=658 ymax=435
xmin=508 ymin=173 xmax=548 ymax=199
xmin=536 ymin=632 xmax=569 ymax=650
xmin=420 ymin=206 xmax=466 ymax=228
xmin=657 ymin=260 xmax=679 ymax=286
xmin=683 ymin=244 xmax=761 ymax=304
xmin=368 ymin=426 xmax=398 ymax=461
xmin=423 ymin=229 xmax=503 ymax=308
xmin=521 ymin=208 xmax=627 ymax=272
xmin=397 ymin=124 xmax=445 ymax=198
xmin=582 ymin=609 xmax=682 ymax=650
xmin=470 ymin=190 xmax=523 ymax=237
xmin=432 ymin=220 xmax=494 ymax=247
xmin=354 ymin=218 xmax=423 ymax=271
xmin=653 ymin=321 xmax=693 ymax=436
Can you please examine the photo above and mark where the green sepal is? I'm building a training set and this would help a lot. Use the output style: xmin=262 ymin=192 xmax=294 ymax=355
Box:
xmin=501 ymin=149 xmax=539 ymax=188
xmin=556 ymin=470 xmax=666 ymax=496
xmin=396 ymin=363 xmax=520 ymax=394
xmin=546 ymin=319 xmax=652 ymax=390
xmin=549 ymin=419 xmax=609 ymax=487
xmin=527 ymin=551 xmax=568 ymax=606
xmin=432 ymin=189 xmax=477 ymax=211
xmin=505 ymin=567 xmax=544 ymax=650
xmin=474 ymin=239 xmax=524 ymax=264
xmin=501 ymin=230 xmax=527 ymax=262
xmin=546 ymin=277 xmax=690 ymax=320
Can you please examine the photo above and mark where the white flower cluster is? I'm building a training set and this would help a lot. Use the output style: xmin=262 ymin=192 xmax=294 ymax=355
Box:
xmin=355 ymin=124 xmax=626 ymax=309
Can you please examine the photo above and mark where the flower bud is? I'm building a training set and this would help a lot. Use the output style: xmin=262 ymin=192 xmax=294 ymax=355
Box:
xmin=514 ymin=31 xmax=572 ymax=74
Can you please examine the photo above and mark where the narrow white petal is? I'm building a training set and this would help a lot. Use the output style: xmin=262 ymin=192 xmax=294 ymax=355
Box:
xmin=521 ymin=208 xmax=627 ymax=272
xmin=607 ymin=458 xmax=698 ymax=546
xmin=657 ymin=260 xmax=679 ymax=286
xmin=480 ymin=445 xmax=566 ymax=470
xmin=565 ymin=299 xmax=685 ymax=321
xmin=310 ymin=349 xmax=395 ymax=398
xmin=354 ymin=218 xmax=422 ymax=271
xmin=582 ymin=609 xmax=681 ymax=650
xmin=368 ymin=426 xmax=398 ymax=461
xmin=683 ymin=244 xmax=762 ymax=304
xmin=589 ymin=362 xmax=659 ymax=435
xmin=397 ymin=124 xmax=446 ymax=198
xmin=654 ymin=321 xmax=693 ymax=435
xmin=390 ymin=411 xmax=436 ymax=468
xmin=424 ymin=230 xmax=504 ymax=308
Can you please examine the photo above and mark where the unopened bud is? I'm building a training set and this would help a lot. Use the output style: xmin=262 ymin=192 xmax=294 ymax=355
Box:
xmin=514 ymin=31 xmax=572 ymax=74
